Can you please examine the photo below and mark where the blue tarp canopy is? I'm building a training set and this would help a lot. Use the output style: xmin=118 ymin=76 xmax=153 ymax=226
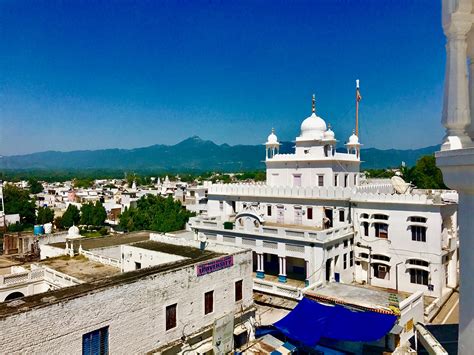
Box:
xmin=273 ymin=297 xmax=397 ymax=347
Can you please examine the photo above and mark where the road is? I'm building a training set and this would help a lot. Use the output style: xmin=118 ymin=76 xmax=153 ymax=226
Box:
xmin=431 ymin=289 xmax=459 ymax=324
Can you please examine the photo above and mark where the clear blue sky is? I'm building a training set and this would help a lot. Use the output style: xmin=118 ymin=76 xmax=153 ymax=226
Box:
xmin=0 ymin=0 xmax=445 ymax=155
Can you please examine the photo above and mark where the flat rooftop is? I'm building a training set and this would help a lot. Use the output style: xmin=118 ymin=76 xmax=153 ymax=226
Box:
xmin=131 ymin=241 xmax=218 ymax=259
xmin=0 ymin=241 xmax=221 ymax=318
xmin=39 ymin=255 xmax=120 ymax=282
xmin=264 ymin=222 xmax=324 ymax=231
xmin=49 ymin=231 xmax=150 ymax=251
xmin=305 ymin=282 xmax=408 ymax=311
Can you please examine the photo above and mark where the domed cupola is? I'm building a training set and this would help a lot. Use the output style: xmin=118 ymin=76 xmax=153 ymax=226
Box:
xmin=299 ymin=94 xmax=327 ymax=140
xmin=324 ymin=123 xmax=336 ymax=141
xmin=345 ymin=129 xmax=362 ymax=158
xmin=265 ymin=128 xmax=280 ymax=159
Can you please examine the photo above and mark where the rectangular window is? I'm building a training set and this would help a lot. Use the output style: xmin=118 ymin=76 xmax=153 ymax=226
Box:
xmin=410 ymin=269 xmax=429 ymax=285
xmin=83 ymin=326 xmax=109 ymax=355
xmin=344 ymin=174 xmax=348 ymax=187
xmin=267 ymin=205 xmax=272 ymax=216
xmin=318 ymin=175 xmax=324 ymax=187
xmin=375 ymin=223 xmax=389 ymax=239
xmin=135 ymin=262 xmax=141 ymax=270
xmin=235 ymin=280 xmax=243 ymax=302
xmin=339 ymin=210 xmax=345 ymax=222
xmin=343 ymin=253 xmax=347 ymax=269
xmin=204 ymin=291 xmax=214 ymax=315
xmin=354 ymin=174 xmax=357 ymax=185
xmin=307 ymin=207 xmax=313 ymax=220
xmin=349 ymin=251 xmax=354 ymax=267
xmin=411 ymin=226 xmax=426 ymax=242
xmin=219 ymin=201 xmax=224 ymax=211
xmin=166 ymin=304 xmax=177 ymax=330
xmin=343 ymin=240 xmax=348 ymax=248
xmin=334 ymin=174 xmax=338 ymax=186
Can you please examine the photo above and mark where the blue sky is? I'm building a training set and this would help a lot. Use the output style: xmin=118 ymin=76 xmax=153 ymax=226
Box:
xmin=0 ymin=0 xmax=444 ymax=155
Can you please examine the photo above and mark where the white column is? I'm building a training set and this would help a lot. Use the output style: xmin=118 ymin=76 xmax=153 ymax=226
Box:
xmin=437 ymin=149 xmax=474 ymax=355
xmin=442 ymin=20 xmax=473 ymax=150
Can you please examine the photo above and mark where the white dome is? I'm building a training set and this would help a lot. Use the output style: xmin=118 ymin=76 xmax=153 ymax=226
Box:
xmin=266 ymin=128 xmax=279 ymax=145
xmin=300 ymin=113 xmax=327 ymax=139
xmin=68 ymin=225 xmax=80 ymax=237
xmin=348 ymin=132 xmax=359 ymax=145
xmin=324 ymin=125 xmax=335 ymax=140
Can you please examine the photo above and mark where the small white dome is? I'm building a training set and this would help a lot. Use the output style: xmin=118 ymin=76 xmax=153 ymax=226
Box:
xmin=266 ymin=128 xmax=279 ymax=145
xmin=68 ymin=225 xmax=80 ymax=237
xmin=324 ymin=124 xmax=335 ymax=140
xmin=300 ymin=113 xmax=327 ymax=139
xmin=348 ymin=132 xmax=359 ymax=145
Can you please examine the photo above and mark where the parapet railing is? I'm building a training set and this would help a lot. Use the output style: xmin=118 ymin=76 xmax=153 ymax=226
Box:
xmin=191 ymin=218 xmax=353 ymax=243
xmin=0 ymin=269 xmax=45 ymax=287
xmin=253 ymin=278 xmax=302 ymax=300
xmin=80 ymin=250 xmax=121 ymax=268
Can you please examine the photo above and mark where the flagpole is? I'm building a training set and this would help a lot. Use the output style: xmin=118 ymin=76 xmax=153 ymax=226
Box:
xmin=355 ymin=79 xmax=360 ymax=137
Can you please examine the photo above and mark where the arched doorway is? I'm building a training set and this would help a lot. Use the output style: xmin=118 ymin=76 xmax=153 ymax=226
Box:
xmin=5 ymin=291 xmax=25 ymax=301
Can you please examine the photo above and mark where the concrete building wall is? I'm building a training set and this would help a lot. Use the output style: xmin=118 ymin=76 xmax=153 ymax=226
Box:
xmin=0 ymin=250 xmax=254 ymax=355
xmin=121 ymin=245 xmax=186 ymax=272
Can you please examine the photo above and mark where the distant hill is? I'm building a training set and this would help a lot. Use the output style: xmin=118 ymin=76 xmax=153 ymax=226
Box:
xmin=0 ymin=136 xmax=440 ymax=172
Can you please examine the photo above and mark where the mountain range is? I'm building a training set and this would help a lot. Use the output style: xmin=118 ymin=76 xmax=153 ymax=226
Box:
xmin=0 ymin=136 xmax=440 ymax=172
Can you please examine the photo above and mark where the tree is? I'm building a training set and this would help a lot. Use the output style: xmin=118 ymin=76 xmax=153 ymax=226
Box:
xmin=402 ymin=155 xmax=447 ymax=189
xmin=119 ymin=195 xmax=194 ymax=233
xmin=73 ymin=178 xmax=93 ymax=189
xmin=28 ymin=179 xmax=43 ymax=194
xmin=3 ymin=185 xmax=36 ymax=225
xmin=37 ymin=206 xmax=54 ymax=224
xmin=61 ymin=204 xmax=80 ymax=228
xmin=80 ymin=203 xmax=94 ymax=225
xmin=92 ymin=201 xmax=107 ymax=226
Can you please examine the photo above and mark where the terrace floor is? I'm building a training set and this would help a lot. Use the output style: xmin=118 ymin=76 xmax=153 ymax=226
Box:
xmin=253 ymin=272 xmax=305 ymax=288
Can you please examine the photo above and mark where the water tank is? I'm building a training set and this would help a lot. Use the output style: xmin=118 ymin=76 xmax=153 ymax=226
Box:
xmin=43 ymin=223 xmax=53 ymax=234
xmin=33 ymin=225 xmax=45 ymax=235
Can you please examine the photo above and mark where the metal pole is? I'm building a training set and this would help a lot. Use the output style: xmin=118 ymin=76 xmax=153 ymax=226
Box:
xmin=395 ymin=262 xmax=403 ymax=292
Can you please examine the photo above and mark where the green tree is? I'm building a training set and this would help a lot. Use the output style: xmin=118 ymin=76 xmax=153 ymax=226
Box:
xmin=402 ymin=155 xmax=447 ymax=189
xmin=3 ymin=185 xmax=36 ymax=225
xmin=28 ymin=179 xmax=43 ymax=194
xmin=37 ymin=206 xmax=54 ymax=224
xmin=61 ymin=204 xmax=80 ymax=228
xmin=80 ymin=203 xmax=94 ymax=225
xmin=92 ymin=201 xmax=107 ymax=226
xmin=73 ymin=178 xmax=93 ymax=189
xmin=119 ymin=195 xmax=194 ymax=233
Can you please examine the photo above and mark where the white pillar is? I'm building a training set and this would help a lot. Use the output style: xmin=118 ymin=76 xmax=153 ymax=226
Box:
xmin=437 ymin=149 xmax=474 ymax=355
xmin=442 ymin=20 xmax=473 ymax=150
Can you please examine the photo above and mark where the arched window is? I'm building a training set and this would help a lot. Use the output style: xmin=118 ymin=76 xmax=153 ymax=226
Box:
xmin=4 ymin=292 xmax=24 ymax=301
xmin=372 ymin=254 xmax=390 ymax=262
xmin=409 ymin=216 xmax=427 ymax=223
xmin=372 ymin=214 xmax=389 ymax=220
xmin=407 ymin=259 xmax=429 ymax=267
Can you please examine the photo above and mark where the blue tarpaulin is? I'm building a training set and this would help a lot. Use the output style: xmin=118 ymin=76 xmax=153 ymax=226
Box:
xmin=273 ymin=297 xmax=397 ymax=347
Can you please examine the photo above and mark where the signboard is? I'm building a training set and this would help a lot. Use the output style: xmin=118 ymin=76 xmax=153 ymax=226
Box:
xmin=197 ymin=255 xmax=233 ymax=276
xmin=213 ymin=312 xmax=234 ymax=353
xmin=405 ymin=318 xmax=414 ymax=332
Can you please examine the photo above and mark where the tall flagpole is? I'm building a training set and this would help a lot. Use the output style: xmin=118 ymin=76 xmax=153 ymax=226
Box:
xmin=355 ymin=79 xmax=361 ymax=137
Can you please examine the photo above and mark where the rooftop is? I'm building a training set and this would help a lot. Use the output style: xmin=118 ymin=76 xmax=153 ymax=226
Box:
xmin=49 ymin=231 xmax=150 ymax=251
xmin=0 ymin=241 xmax=221 ymax=318
xmin=39 ymin=255 xmax=120 ymax=282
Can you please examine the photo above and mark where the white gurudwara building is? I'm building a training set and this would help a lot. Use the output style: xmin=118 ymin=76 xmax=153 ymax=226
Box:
xmin=190 ymin=90 xmax=459 ymax=304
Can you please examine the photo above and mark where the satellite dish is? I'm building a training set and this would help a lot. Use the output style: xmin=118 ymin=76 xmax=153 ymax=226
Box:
xmin=391 ymin=176 xmax=411 ymax=194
